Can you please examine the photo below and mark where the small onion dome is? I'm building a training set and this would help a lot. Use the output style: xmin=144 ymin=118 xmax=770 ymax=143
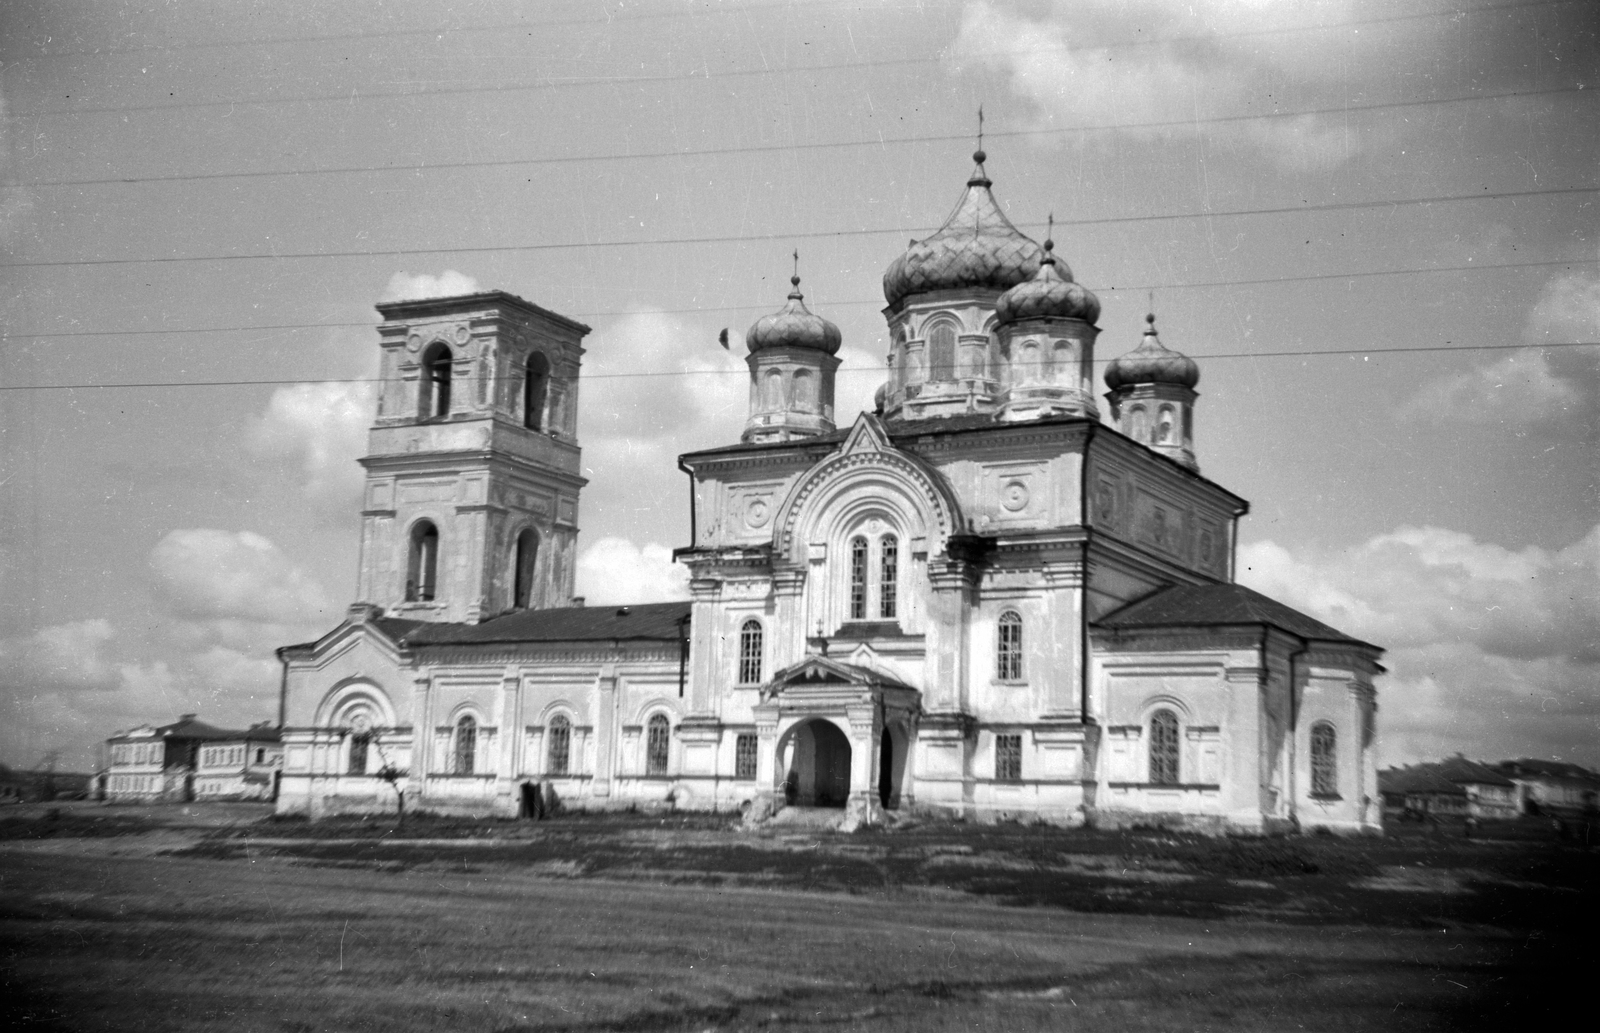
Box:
xmin=882 ymin=151 xmax=1044 ymax=306
xmin=994 ymin=238 xmax=1101 ymax=325
xmin=1105 ymin=314 xmax=1200 ymax=390
xmin=746 ymin=275 xmax=842 ymax=355
xmin=873 ymin=381 xmax=889 ymax=414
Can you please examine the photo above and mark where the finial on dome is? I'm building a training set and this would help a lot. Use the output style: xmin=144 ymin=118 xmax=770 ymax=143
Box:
xmin=969 ymin=107 xmax=991 ymax=186
xmin=790 ymin=249 xmax=803 ymax=298
xmin=1145 ymin=312 xmax=1157 ymax=333
xmin=1042 ymin=213 xmax=1056 ymax=266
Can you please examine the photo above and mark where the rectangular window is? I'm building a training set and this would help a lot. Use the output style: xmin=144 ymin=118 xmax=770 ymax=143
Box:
xmin=735 ymin=734 xmax=758 ymax=781
xmin=879 ymin=535 xmax=898 ymax=620
xmin=849 ymin=537 xmax=868 ymax=620
xmin=995 ymin=734 xmax=1022 ymax=782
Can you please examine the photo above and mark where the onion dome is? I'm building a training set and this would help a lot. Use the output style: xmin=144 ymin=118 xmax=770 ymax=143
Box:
xmin=882 ymin=151 xmax=1044 ymax=306
xmin=1105 ymin=314 xmax=1200 ymax=390
xmin=995 ymin=237 xmax=1101 ymax=325
xmin=745 ymin=275 xmax=842 ymax=355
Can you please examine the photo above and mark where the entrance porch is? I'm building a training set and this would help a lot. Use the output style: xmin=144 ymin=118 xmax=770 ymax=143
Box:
xmin=750 ymin=655 xmax=920 ymax=830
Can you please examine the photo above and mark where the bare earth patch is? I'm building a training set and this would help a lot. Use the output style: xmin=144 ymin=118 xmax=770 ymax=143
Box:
xmin=0 ymin=807 xmax=1593 ymax=1031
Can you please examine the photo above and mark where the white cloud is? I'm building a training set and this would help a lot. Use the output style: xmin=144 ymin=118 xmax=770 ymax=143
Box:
xmin=381 ymin=269 xmax=481 ymax=303
xmin=149 ymin=529 xmax=334 ymax=626
xmin=0 ymin=619 xmax=120 ymax=695
xmin=1402 ymin=272 xmax=1600 ymax=431
xmin=575 ymin=537 xmax=690 ymax=605
xmin=245 ymin=380 xmax=374 ymax=504
xmin=1239 ymin=523 xmax=1600 ymax=766
xmin=950 ymin=0 xmax=1371 ymax=170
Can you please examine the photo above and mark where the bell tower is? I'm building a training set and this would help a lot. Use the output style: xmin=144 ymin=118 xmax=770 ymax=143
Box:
xmin=355 ymin=291 xmax=591 ymax=623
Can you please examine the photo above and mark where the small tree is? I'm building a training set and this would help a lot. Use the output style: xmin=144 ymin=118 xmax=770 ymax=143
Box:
xmin=370 ymin=734 xmax=408 ymax=827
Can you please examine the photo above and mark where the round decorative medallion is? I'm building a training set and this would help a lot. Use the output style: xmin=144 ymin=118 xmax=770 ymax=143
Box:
xmin=1001 ymin=481 xmax=1030 ymax=512
xmin=350 ymin=712 xmax=372 ymax=733
xmin=407 ymin=333 xmax=422 ymax=353
xmin=866 ymin=517 xmax=884 ymax=535
xmin=746 ymin=499 xmax=770 ymax=528
xmin=454 ymin=324 xmax=470 ymax=345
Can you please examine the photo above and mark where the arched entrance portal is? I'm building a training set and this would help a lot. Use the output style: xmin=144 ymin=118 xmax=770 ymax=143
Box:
xmin=783 ymin=719 xmax=852 ymax=808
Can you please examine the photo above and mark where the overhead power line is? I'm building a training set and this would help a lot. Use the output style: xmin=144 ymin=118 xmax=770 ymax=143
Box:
xmin=22 ymin=92 xmax=1596 ymax=189
xmin=5 ymin=257 xmax=1597 ymax=341
xmin=4 ymin=0 xmax=1572 ymax=65
xmin=7 ymin=18 xmax=1587 ymax=119
xmin=5 ymin=184 xmax=1594 ymax=272
xmin=3 ymin=342 xmax=1594 ymax=392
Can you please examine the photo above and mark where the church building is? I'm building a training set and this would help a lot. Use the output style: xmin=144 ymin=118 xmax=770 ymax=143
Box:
xmin=275 ymin=151 xmax=1384 ymax=833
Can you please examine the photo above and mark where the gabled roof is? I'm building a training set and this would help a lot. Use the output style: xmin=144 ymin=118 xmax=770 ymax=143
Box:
xmin=1094 ymin=582 xmax=1377 ymax=650
xmin=403 ymin=601 xmax=691 ymax=646
xmin=1380 ymin=758 xmax=1516 ymax=793
xmin=1499 ymin=758 xmax=1600 ymax=784
xmin=769 ymin=654 xmax=915 ymax=692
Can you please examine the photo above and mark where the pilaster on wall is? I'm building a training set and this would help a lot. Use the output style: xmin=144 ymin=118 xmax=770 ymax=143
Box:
xmin=687 ymin=578 xmax=721 ymax=716
xmin=925 ymin=557 xmax=980 ymax=713
xmin=592 ymin=664 xmax=618 ymax=797
xmin=1224 ymin=660 xmax=1267 ymax=827
xmin=772 ymin=567 xmax=807 ymax=672
xmin=1039 ymin=559 xmax=1085 ymax=719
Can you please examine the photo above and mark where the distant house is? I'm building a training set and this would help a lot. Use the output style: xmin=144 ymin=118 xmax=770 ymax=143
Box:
xmin=1379 ymin=756 xmax=1522 ymax=819
xmin=105 ymin=715 xmax=283 ymax=803
xmin=1498 ymin=759 xmax=1600 ymax=816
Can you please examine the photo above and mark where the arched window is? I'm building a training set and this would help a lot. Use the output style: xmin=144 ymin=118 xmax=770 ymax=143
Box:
xmin=524 ymin=352 xmax=550 ymax=430
xmin=1311 ymin=722 xmax=1338 ymax=797
xmin=849 ymin=536 xmax=869 ymax=620
xmin=512 ymin=528 xmax=539 ymax=609
xmin=1022 ymin=340 xmax=1041 ymax=382
xmin=1158 ymin=406 xmax=1175 ymax=444
xmin=1129 ymin=405 xmax=1149 ymax=443
xmin=879 ymin=534 xmax=898 ymax=620
xmin=645 ymin=714 xmax=670 ymax=775
xmin=997 ymin=611 xmax=1023 ymax=681
xmin=738 ymin=619 xmax=764 ymax=685
xmin=454 ymin=715 xmax=477 ymax=775
xmin=1053 ymin=340 xmax=1073 ymax=382
xmin=420 ymin=343 xmax=453 ymax=419
xmin=1149 ymin=709 xmax=1180 ymax=785
xmin=792 ymin=368 xmax=815 ymax=409
xmin=547 ymin=714 xmax=570 ymax=776
xmin=928 ymin=322 xmax=957 ymax=381
xmin=762 ymin=369 xmax=784 ymax=410
xmin=348 ymin=733 xmax=370 ymax=775
xmin=407 ymin=521 xmax=440 ymax=602
xmin=1182 ymin=406 xmax=1193 ymax=442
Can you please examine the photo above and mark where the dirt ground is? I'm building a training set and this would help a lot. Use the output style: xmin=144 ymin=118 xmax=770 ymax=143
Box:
xmin=0 ymin=804 xmax=1593 ymax=1031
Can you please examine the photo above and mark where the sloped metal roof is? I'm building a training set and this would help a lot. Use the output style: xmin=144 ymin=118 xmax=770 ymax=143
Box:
xmin=402 ymin=600 xmax=691 ymax=646
xmin=1095 ymin=582 xmax=1375 ymax=649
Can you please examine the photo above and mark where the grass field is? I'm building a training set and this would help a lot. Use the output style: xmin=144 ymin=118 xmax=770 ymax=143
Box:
xmin=1 ymin=805 xmax=1593 ymax=1031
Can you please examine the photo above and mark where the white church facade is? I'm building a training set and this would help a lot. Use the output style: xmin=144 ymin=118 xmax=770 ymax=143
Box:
xmin=276 ymin=152 xmax=1384 ymax=834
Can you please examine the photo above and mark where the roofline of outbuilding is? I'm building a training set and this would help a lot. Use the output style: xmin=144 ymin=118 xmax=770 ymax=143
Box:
xmin=374 ymin=290 xmax=592 ymax=336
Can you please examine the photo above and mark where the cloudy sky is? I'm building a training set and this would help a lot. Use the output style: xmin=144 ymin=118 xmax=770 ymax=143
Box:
xmin=0 ymin=0 xmax=1594 ymax=773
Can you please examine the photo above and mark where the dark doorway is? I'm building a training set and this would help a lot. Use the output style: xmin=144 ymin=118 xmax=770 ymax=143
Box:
xmin=785 ymin=720 xmax=852 ymax=808
xmin=879 ymin=731 xmax=893 ymax=809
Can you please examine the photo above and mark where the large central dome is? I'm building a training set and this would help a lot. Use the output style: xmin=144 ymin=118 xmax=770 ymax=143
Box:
xmin=882 ymin=151 xmax=1045 ymax=307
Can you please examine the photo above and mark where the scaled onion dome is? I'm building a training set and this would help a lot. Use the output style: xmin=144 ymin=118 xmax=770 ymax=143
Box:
xmin=1105 ymin=314 xmax=1200 ymax=390
xmin=994 ymin=238 xmax=1101 ymax=324
xmin=882 ymin=151 xmax=1044 ymax=306
xmin=745 ymin=275 xmax=842 ymax=355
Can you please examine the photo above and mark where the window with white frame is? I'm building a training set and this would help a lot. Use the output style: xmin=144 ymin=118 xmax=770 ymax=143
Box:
xmin=735 ymin=733 xmax=758 ymax=780
xmin=454 ymin=715 xmax=477 ymax=774
xmin=738 ymin=619 xmax=764 ymax=684
xmin=995 ymin=733 xmax=1022 ymax=782
xmin=1149 ymin=709 xmax=1180 ymax=785
xmin=547 ymin=714 xmax=570 ymax=775
xmin=996 ymin=611 xmax=1023 ymax=681
xmin=846 ymin=528 xmax=901 ymax=624
xmin=645 ymin=714 xmax=670 ymax=775
xmin=1310 ymin=722 xmax=1338 ymax=797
